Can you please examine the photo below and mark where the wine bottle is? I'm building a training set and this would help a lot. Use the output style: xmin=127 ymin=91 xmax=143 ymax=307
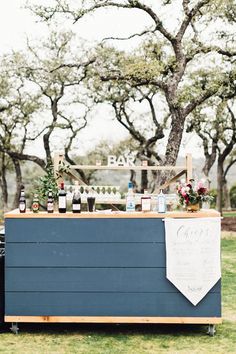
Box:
xmin=47 ymin=189 xmax=54 ymax=213
xmin=72 ymin=182 xmax=81 ymax=213
xmin=58 ymin=181 xmax=67 ymax=213
xmin=19 ymin=185 xmax=26 ymax=213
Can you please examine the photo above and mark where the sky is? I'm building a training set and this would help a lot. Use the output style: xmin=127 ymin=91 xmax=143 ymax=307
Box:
xmin=0 ymin=0 xmax=202 ymax=158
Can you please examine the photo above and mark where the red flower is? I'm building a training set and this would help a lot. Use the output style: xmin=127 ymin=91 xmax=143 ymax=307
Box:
xmin=198 ymin=187 xmax=207 ymax=195
xmin=185 ymin=196 xmax=190 ymax=204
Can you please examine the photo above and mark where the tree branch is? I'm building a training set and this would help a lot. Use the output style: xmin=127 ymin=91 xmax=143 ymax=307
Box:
xmin=176 ymin=0 xmax=211 ymax=41
xmin=183 ymin=88 xmax=219 ymax=117
xmin=70 ymin=0 xmax=175 ymax=43
xmin=102 ymin=27 xmax=158 ymax=42
xmin=50 ymin=58 xmax=96 ymax=73
xmin=0 ymin=148 xmax=46 ymax=170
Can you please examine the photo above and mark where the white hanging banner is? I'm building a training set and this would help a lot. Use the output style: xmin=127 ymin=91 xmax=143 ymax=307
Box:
xmin=164 ymin=217 xmax=221 ymax=306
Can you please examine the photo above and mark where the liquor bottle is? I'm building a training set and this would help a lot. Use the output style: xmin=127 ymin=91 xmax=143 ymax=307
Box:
xmin=47 ymin=189 xmax=54 ymax=213
xmin=19 ymin=185 xmax=26 ymax=213
xmin=126 ymin=181 xmax=135 ymax=212
xmin=72 ymin=182 xmax=81 ymax=213
xmin=32 ymin=194 xmax=39 ymax=213
xmin=157 ymin=189 xmax=166 ymax=213
xmin=58 ymin=181 xmax=67 ymax=213
xmin=141 ymin=189 xmax=151 ymax=212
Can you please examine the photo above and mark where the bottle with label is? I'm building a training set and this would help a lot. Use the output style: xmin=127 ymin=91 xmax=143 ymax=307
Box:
xmin=19 ymin=185 xmax=26 ymax=213
xmin=32 ymin=194 xmax=39 ymax=213
xmin=157 ymin=189 xmax=166 ymax=213
xmin=72 ymin=181 xmax=81 ymax=213
xmin=47 ymin=189 xmax=54 ymax=213
xmin=141 ymin=190 xmax=151 ymax=212
xmin=126 ymin=181 xmax=135 ymax=212
xmin=58 ymin=181 xmax=67 ymax=213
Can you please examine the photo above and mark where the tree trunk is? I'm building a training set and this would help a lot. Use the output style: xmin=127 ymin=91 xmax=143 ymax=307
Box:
xmin=0 ymin=156 xmax=8 ymax=211
xmin=130 ymin=170 xmax=137 ymax=191
xmin=165 ymin=122 xmax=185 ymax=165
xmin=159 ymin=112 xmax=185 ymax=186
xmin=141 ymin=169 xmax=148 ymax=193
xmin=43 ymin=132 xmax=53 ymax=166
xmin=12 ymin=158 xmax=23 ymax=209
xmin=140 ymin=150 xmax=152 ymax=192
xmin=202 ymin=141 xmax=217 ymax=178
xmin=216 ymin=160 xmax=224 ymax=214
xmin=222 ymin=178 xmax=231 ymax=211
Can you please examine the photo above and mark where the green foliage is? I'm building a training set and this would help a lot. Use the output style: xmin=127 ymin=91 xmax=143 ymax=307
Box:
xmin=230 ymin=185 xmax=236 ymax=209
xmin=209 ymin=0 xmax=236 ymax=23
xmin=209 ymin=189 xmax=217 ymax=208
xmin=35 ymin=165 xmax=58 ymax=204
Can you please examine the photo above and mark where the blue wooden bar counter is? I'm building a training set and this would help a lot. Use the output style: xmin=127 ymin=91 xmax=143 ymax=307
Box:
xmin=4 ymin=210 xmax=222 ymax=325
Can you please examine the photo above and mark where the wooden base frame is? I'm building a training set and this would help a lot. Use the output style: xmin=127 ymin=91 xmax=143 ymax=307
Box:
xmin=5 ymin=316 xmax=222 ymax=324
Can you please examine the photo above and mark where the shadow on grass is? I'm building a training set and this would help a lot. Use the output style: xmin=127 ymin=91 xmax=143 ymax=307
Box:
xmin=0 ymin=322 xmax=210 ymax=336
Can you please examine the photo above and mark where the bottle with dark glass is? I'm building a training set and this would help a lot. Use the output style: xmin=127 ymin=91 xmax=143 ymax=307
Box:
xmin=47 ymin=189 xmax=54 ymax=213
xmin=32 ymin=193 xmax=39 ymax=213
xmin=58 ymin=181 xmax=67 ymax=213
xmin=19 ymin=185 xmax=26 ymax=213
xmin=87 ymin=187 xmax=96 ymax=212
xmin=72 ymin=181 xmax=81 ymax=213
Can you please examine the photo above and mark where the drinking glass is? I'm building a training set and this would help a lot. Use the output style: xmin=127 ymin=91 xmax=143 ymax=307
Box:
xmin=87 ymin=189 xmax=96 ymax=212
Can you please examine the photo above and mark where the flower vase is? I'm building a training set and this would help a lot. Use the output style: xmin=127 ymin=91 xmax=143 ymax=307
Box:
xmin=186 ymin=203 xmax=200 ymax=212
xmin=201 ymin=201 xmax=210 ymax=210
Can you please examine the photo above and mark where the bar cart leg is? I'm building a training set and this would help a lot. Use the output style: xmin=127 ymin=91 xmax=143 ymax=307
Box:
xmin=10 ymin=322 xmax=19 ymax=334
xmin=207 ymin=324 xmax=216 ymax=336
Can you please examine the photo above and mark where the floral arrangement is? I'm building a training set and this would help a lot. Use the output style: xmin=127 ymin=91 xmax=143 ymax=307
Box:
xmin=177 ymin=179 xmax=214 ymax=207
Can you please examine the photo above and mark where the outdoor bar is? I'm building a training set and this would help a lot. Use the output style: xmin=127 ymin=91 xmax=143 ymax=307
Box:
xmin=4 ymin=209 xmax=222 ymax=335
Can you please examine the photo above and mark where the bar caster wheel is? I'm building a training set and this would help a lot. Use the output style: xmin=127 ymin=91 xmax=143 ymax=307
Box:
xmin=207 ymin=324 xmax=216 ymax=336
xmin=10 ymin=322 xmax=19 ymax=335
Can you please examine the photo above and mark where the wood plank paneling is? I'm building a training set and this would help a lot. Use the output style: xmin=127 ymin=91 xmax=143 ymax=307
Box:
xmin=4 ymin=210 xmax=221 ymax=219
xmin=4 ymin=315 xmax=222 ymax=324
xmin=5 ymin=268 xmax=221 ymax=293
xmin=4 ymin=215 xmax=221 ymax=323
xmin=5 ymin=218 xmax=165 ymax=243
xmin=6 ymin=243 xmax=166 ymax=267
xmin=5 ymin=292 xmax=221 ymax=317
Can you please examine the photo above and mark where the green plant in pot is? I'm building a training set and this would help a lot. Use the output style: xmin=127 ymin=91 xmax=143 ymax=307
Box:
xmin=35 ymin=165 xmax=59 ymax=209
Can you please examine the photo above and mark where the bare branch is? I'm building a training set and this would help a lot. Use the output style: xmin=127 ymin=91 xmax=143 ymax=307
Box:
xmin=102 ymin=26 xmax=158 ymax=42
xmin=50 ymin=57 xmax=96 ymax=73
xmin=176 ymin=0 xmax=211 ymax=41
xmin=71 ymin=0 xmax=174 ymax=43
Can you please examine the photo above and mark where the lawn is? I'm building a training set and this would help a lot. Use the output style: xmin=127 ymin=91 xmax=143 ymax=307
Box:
xmin=223 ymin=211 xmax=236 ymax=218
xmin=0 ymin=232 xmax=235 ymax=354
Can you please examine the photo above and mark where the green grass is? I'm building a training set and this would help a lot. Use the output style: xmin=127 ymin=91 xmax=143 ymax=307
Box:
xmin=223 ymin=211 xmax=236 ymax=218
xmin=0 ymin=232 xmax=235 ymax=354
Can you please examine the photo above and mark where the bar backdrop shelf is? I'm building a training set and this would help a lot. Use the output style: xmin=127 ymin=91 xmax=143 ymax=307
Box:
xmin=4 ymin=210 xmax=221 ymax=334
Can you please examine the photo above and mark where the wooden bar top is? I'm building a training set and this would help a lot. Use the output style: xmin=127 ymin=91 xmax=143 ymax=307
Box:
xmin=5 ymin=209 xmax=220 ymax=219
